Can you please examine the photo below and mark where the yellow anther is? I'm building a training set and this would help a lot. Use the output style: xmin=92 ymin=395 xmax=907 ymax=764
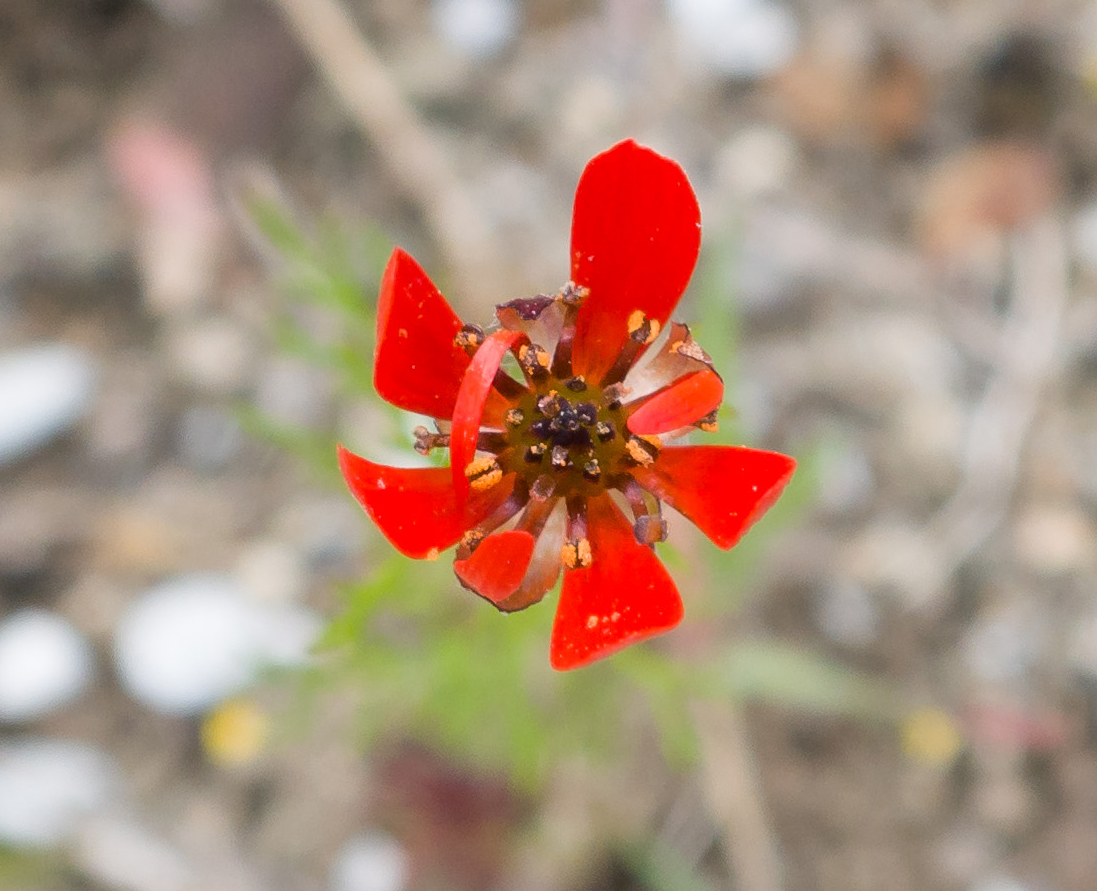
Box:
xmin=464 ymin=456 xmax=503 ymax=491
xmin=561 ymin=537 xmax=592 ymax=569
xmin=625 ymin=435 xmax=659 ymax=466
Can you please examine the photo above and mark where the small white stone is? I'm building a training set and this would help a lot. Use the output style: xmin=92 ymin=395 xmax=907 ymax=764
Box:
xmin=0 ymin=738 xmax=117 ymax=849
xmin=73 ymin=816 xmax=195 ymax=891
xmin=113 ymin=575 xmax=263 ymax=715
xmin=0 ymin=344 xmax=95 ymax=465
xmin=0 ymin=610 xmax=94 ymax=723
xmin=330 ymin=833 xmax=409 ymax=891
xmin=667 ymin=0 xmax=799 ymax=79
xmin=114 ymin=574 xmax=321 ymax=715
xmin=432 ymin=0 xmax=518 ymax=59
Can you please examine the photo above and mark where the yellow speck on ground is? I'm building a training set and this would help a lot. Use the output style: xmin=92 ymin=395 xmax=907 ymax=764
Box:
xmin=201 ymin=699 xmax=270 ymax=767
xmin=901 ymin=707 xmax=963 ymax=765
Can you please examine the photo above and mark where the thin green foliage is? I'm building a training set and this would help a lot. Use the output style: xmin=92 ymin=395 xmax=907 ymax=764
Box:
xmin=620 ymin=839 xmax=719 ymax=891
xmin=714 ymin=640 xmax=897 ymax=721
xmin=0 ymin=847 xmax=58 ymax=889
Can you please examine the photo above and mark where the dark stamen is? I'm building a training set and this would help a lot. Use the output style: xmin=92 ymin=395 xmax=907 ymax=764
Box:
xmin=414 ymin=425 xmax=450 ymax=454
xmin=551 ymin=445 xmax=571 ymax=470
xmin=602 ymin=383 xmax=628 ymax=410
xmin=550 ymin=409 xmax=580 ymax=434
xmin=529 ymin=418 xmax=553 ymax=440
xmin=634 ymin=515 xmax=668 ymax=545
xmin=550 ymin=283 xmax=588 ymax=379
xmin=454 ymin=324 xmax=485 ymax=353
xmin=536 ymin=393 xmax=561 ymax=417
xmin=477 ymin=432 xmax=508 ymax=451
xmin=565 ymin=375 xmax=587 ymax=392
xmin=624 ymin=435 xmax=659 ymax=466
xmin=559 ymin=282 xmax=589 ymax=307
xmin=504 ymin=407 xmax=525 ymax=427
xmin=601 ymin=312 xmax=660 ymax=385
xmin=525 ymin=443 xmax=546 ymax=463
xmin=496 ymin=295 xmax=555 ymax=321
xmin=582 ymin=458 xmax=601 ymax=482
xmin=595 ymin=420 xmax=616 ymax=443
xmin=695 ymin=409 xmax=719 ymax=433
xmin=458 ymin=528 xmax=485 ymax=557
xmin=530 ymin=474 xmax=555 ymax=500
xmin=576 ymin=402 xmax=597 ymax=426
xmin=518 ymin=343 xmax=551 ymax=378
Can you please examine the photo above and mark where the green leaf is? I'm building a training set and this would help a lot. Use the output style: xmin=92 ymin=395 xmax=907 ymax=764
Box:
xmin=715 ymin=640 xmax=896 ymax=721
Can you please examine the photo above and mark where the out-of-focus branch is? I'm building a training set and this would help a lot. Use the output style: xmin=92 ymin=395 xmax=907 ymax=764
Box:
xmin=268 ymin=0 xmax=499 ymax=299
xmin=692 ymin=700 xmax=785 ymax=891
xmin=926 ymin=214 xmax=1068 ymax=581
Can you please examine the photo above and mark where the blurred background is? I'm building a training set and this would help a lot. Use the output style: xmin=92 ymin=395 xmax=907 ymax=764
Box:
xmin=2 ymin=0 xmax=1097 ymax=889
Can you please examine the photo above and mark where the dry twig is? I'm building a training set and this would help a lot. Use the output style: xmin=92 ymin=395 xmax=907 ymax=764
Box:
xmin=692 ymin=700 xmax=785 ymax=891
xmin=268 ymin=0 xmax=500 ymax=299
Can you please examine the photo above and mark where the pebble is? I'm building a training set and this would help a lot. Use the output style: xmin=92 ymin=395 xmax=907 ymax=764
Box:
xmin=73 ymin=816 xmax=195 ymax=891
xmin=963 ymin=606 xmax=1044 ymax=684
xmin=167 ymin=316 xmax=256 ymax=396
xmin=0 ymin=610 xmax=94 ymax=723
xmin=0 ymin=738 xmax=118 ymax=848
xmin=1071 ymin=199 xmax=1097 ymax=273
xmin=1012 ymin=504 xmax=1096 ymax=576
xmin=177 ymin=404 xmax=245 ymax=472
xmin=1067 ymin=608 xmax=1097 ymax=681
xmin=329 ymin=832 xmax=409 ymax=891
xmin=235 ymin=539 xmax=307 ymax=605
xmin=0 ymin=344 xmax=95 ymax=465
xmin=114 ymin=575 xmax=259 ymax=715
xmin=716 ymin=125 xmax=799 ymax=199
xmin=253 ymin=356 xmax=333 ymax=430
xmin=842 ymin=520 xmax=943 ymax=607
xmin=970 ymin=879 xmax=1030 ymax=891
xmin=815 ymin=435 xmax=874 ymax=513
xmin=275 ymin=495 xmax=363 ymax=572
xmin=667 ymin=0 xmax=799 ymax=79
xmin=432 ymin=0 xmax=519 ymax=59
xmin=813 ymin=580 xmax=880 ymax=649
xmin=113 ymin=574 xmax=321 ymax=715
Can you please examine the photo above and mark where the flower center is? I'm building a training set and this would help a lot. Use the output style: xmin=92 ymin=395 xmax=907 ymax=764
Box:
xmin=498 ymin=376 xmax=640 ymax=498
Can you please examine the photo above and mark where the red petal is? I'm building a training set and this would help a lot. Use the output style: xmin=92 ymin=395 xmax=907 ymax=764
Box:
xmin=454 ymin=530 xmax=536 ymax=605
xmin=626 ymin=369 xmax=724 ymax=435
xmin=374 ymin=248 xmax=471 ymax=418
xmin=338 ymin=445 xmax=513 ymax=558
xmin=497 ymin=501 xmax=565 ymax=611
xmin=569 ymin=141 xmax=702 ymax=384
xmin=450 ymin=329 xmax=527 ymax=499
xmin=549 ymin=494 xmax=683 ymax=671
xmin=631 ymin=446 xmax=796 ymax=549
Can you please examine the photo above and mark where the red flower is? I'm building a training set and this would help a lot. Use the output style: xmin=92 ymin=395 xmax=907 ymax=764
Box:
xmin=338 ymin=140 xmax=796 ymax=671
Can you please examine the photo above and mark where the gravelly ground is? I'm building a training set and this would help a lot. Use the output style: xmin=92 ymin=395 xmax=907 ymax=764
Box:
xmin=3 ymin=1 xmax=1097 ymax=890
